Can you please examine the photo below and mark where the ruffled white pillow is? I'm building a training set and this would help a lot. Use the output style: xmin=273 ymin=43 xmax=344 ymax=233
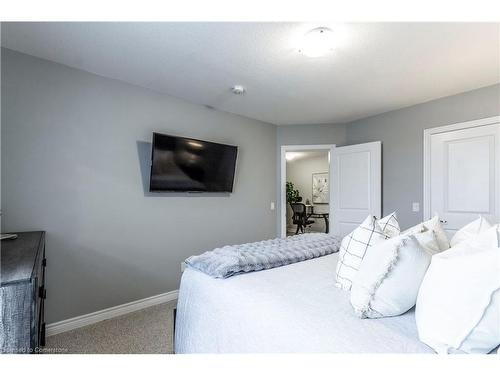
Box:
xmin=450 ymin=216 xmax=492 ymax=247
xmin=350 ymin=230 xmax=439 ymax=319
xmin=416 ymin=233 xmax=500 ymax=354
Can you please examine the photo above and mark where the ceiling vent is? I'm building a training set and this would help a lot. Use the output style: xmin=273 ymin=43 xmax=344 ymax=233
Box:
xmin=231 ymin=85 xmax=246 ymax=95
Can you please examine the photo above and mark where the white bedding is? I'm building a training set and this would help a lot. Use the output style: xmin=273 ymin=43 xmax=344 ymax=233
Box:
xmin=174 ymin=253 xmax=434 ymax=353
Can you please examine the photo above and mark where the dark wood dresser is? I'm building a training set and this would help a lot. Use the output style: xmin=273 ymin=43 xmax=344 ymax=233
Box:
xmin=1 ymin=231 xmax=46 ymax=353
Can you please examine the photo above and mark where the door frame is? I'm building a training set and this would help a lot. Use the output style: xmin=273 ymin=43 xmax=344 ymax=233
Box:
xmin=423 ymin=115 xmax=500 ymax=221
xmin=280 ymin=144 xmax=336 ymax=238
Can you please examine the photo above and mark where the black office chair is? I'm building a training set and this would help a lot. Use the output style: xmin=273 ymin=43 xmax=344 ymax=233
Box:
xmin=290 ymin=203 xmax=315 ymax=235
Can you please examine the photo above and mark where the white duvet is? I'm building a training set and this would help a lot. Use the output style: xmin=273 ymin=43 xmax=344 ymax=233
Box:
xmin=174 ymin=253 xmax=434 ymax=353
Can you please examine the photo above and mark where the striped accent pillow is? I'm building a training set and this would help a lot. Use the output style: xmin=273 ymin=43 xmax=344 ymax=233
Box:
xmin=335 ymin=215 xmax=388 ymax=291
xmin=377 ymin=212 xmax=400 ymax=238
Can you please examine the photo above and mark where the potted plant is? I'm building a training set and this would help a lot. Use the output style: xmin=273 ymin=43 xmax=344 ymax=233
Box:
xmin=286 ymin=182 xmax=301 ymax=204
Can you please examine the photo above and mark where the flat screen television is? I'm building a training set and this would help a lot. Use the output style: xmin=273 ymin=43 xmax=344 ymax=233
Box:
xmin=149 ymin=132 xmax=238 ymax=192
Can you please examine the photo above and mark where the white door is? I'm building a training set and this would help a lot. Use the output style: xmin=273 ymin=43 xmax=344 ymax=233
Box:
xmin=331 ymin=141 xmax=382 ymax=236
xmin=427 ymin=120 xmax=500 ymax=235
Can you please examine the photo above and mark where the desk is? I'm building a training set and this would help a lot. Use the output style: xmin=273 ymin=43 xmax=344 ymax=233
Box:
xmin=305 ymin=205 xmax=329 ymax=233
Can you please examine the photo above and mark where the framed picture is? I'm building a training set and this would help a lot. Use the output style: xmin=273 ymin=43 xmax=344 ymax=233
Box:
xmin=312 ymin=172 xmax=329 ymax=204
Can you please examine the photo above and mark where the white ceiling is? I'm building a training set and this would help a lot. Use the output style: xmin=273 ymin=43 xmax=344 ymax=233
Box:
xmin=2 ymin=22 xmax=499 ymax=125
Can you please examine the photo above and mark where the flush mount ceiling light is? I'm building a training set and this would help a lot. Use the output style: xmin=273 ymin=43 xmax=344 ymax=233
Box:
xmin=298 ymin=27 xmax=336 ymax=58
xmin=285 ymin=152 xmax=303 ymax=161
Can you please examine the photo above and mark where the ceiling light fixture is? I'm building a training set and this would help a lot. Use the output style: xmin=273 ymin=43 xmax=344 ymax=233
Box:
xmin=286 ymin=152 xmax=302 ymax=161
xmin=298 ymin=27 xmax=336 ymax=58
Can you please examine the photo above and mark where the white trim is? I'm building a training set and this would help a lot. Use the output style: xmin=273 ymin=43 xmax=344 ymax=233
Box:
xmin=423 ymin=116 xmax=500 ymax=221
xmin=280 ymin=144 xmax=336 ymax=238
xmin=46 ymin=290 xmax=178 ymax=337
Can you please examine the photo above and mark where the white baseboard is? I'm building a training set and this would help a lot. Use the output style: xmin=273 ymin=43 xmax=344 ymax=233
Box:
xmin=46 ymin=290 xmax=178 ymax=337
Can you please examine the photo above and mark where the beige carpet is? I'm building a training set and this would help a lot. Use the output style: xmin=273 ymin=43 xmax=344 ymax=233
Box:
xmin=45 ymin=300 xmax=177 ymax=354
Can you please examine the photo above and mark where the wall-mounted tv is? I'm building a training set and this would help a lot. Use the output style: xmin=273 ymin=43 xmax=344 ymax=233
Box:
xmin=149 ymin=132 xmax=238 ymax=192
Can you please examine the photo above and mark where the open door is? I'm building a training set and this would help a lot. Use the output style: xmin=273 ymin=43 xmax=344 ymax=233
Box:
xmin=331 ymin=141 xmax=382 ymax=236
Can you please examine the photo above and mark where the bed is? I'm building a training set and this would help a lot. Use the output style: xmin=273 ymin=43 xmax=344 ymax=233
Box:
xmin=174 ymin=252 xmax=434 ymax=353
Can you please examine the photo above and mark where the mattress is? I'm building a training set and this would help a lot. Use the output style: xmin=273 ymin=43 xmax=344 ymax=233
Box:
xmin=174 ymin=253 xmax=434 ymax=353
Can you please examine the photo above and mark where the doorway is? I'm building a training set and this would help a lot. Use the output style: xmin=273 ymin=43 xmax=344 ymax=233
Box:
xmin=286 ymin=149 xmax=331 ymax=236
xmin=280 ymin=145 xmax=335 ymax=238
xmin=280 ymin=142 xmax=382 ymax=238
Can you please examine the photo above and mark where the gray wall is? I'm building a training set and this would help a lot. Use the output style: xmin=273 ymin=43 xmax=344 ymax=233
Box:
xmin=346 ymin=84 xmax=500 ymax=229
xmin=1 ymin=48 xmax=277 ymax=323
xmin=277 ymin=123 xmax=347 ymax=146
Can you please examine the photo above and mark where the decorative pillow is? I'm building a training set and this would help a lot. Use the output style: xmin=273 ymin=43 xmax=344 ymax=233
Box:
xmin=335 ymin=215 xmax=387 ymax=291
xmin=414 ymin=229 xmax=442 ymax=256
xmin=441 ymin=225 xmax=498 ymax=258
xmin=350 ymin=230 xmax=438 ymax=318
xmin=416 ymin=244 xmax=500 ymax=354
xmin=402 ymin=215 xmax=450 ymax=251
xmin=450 ymin=216 xmax=493 ymax=247
xmin=377 ymin=212 xmax=400 ymax=238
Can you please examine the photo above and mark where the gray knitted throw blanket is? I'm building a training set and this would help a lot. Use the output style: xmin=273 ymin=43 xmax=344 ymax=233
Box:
xmin=185 ymin=233 xmax=341 ymax=278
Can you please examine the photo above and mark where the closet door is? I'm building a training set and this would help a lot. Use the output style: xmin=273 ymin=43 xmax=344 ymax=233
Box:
xmin=427 ymin=120 xmax=500 ymax=235
xmin=331 ymin=142 xmax=382 ymax=236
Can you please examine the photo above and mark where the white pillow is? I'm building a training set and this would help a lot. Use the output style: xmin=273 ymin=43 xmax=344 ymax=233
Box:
xmin=441 ymin=225 xmax=498 ymax=258
xmin=416 ymin=243 xmax=500 ymax=354
xmin=377 ymin=212 xmax=400 ymax=238
xmin=350 ymin=230 xmax=438 ymax=318
xmin=402 ymin=215 xmax=450 ymax=251
xmin=450 ymin=216 xmax=493 ymax=247
xmin=335 ymin=215 xmax=387 ymax=291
